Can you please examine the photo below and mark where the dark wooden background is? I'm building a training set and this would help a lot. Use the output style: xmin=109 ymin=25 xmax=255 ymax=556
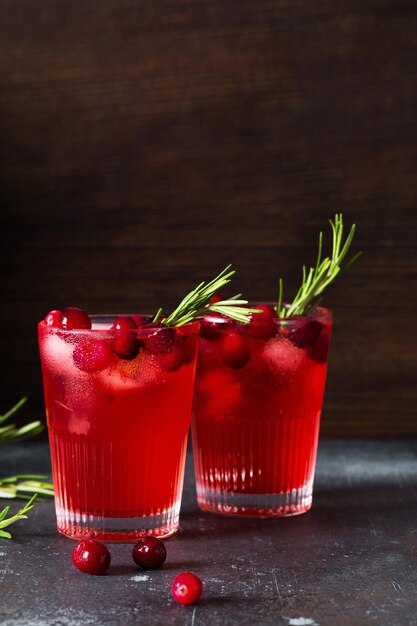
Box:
xmin=1 ymin=0 xmax=416 ymax=436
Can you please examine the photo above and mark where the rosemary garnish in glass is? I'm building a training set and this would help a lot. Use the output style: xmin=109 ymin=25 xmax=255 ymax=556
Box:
xmin=277 ymin=213 xmax=361 ymax=318
xmin=156 ymin=264 xmax=259 ymax=327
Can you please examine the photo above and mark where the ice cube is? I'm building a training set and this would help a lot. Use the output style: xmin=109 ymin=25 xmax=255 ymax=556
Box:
xmin=100 ymin=355 xmax=162 ymax=392
xmin=41 ymin=333 xmax=75 ymax=374
xmin=196 ymin=369 xmax=243 ymax=419
xmin=261 ymin=336 xmax=306 ymax=376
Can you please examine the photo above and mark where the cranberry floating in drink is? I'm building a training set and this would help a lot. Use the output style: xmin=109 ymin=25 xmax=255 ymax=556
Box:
xmin=191 ymin=214 xmax=361 ymax=517
xmin=38 ymin=267 xmax=256 ymax=540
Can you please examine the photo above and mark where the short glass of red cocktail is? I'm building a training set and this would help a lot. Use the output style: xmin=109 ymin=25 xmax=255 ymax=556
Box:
xmin=38 ymin=313 xmax=199 ymax=540
xmin=191 ymin=305 xmax=332 ymax=517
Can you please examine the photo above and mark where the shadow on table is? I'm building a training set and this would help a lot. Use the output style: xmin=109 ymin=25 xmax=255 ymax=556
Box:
xmin=180 ymin=479 xmax=417 ymax=540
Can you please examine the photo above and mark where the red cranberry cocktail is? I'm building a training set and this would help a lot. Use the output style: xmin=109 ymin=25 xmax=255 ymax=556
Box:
xmin=38 ymin=309 xmax=199 ymax=540
xmin=192 ymin=305 xmax=332 ymax=517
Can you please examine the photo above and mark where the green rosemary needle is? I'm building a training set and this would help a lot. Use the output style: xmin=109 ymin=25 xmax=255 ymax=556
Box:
xmin=0 ymin=494 xmax=38 ymax=539
xmin=277 ymin=213 xmax=361 ymax=318
xmin=159 ymin=265 xmax=259 ymax=327
xmin=0 ymin=476 xmax=54 ymax=500
xmin=0 ymin=397 xmax=44 ymax=444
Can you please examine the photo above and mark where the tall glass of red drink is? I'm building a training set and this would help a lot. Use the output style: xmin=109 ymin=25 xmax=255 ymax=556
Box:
xmin=38 ymin=315 xmax=199 ymax=540
xmin=191 ymin=306 xmax=332 ymax=517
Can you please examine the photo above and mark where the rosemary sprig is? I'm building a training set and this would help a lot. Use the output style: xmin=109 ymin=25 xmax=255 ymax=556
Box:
xmin=0 ymin=475 xmax=54 ymax=500
xmin=0 ymin=397 xmax=44 ymax=444
xmin=160 ymin=265 xmax=259 ymax=327
xmin=0 ymin=494 xmax=37 ymax=539
xmin=278 ymin=213 xmax=361 ymax=318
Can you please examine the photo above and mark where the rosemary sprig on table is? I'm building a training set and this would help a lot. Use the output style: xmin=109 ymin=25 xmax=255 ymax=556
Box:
xmin=159 ymin=265 xmax=259 ymax=327
xmin=0 ymin=399 xmax=53 ymax=538
xmin=0 ymin=397 xmax=44 ymax=444
xmin=277 ymin=213 xmax=361 ymax=318
xmin=0 ymin=475 xmax=54 ymax=500
xmin=0 ymin=494 xmax=38 ymax=539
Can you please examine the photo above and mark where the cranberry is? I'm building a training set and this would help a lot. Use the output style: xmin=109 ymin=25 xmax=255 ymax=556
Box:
xmin=178 ymin=335 xmax=197 ymax=365
xmin=159 ymin=346 xmax=184 ymax=372
xmin=111 ymin=316 xmax=137 ymax=331
xmin=200 ymin=313 xmax=236 ymax=341
xmin=172 ymin=572 xmax=203 ymax=606
xmin=286 ymin=319 xmax=322 ymax=348
xmin=244 ymin=304 xmax=277 ymax=340
xmin=219 ymin=332 xmax=250 ymax=369
xmin=142 ymin=323 xmax=176 ymax=355
xmin=200 ymin=313 xmax=222 ymax=340
xmin=130 ymin=314 xmax=150 ymax=327
xmin=61 ymin=307 xmax=92 ymax=330
xmin=208 ymin=293 xmax=225 ymax=305
xmin=73 ymin=338 xmax=113 ymax=372
xmin=111 ymin=316 xmax=140 ymax=360
xmin=44 ymin=310 xmax=63 ymax=328
xmin=132 ymin=536 xmax=167 ymax=570
xmin=309 ymin=326 xmax=330 ymax=364
xmin=71 ymin=539 xmax=111 ymax=575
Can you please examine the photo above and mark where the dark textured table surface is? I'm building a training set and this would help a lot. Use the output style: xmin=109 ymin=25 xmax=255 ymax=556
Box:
xmin=1 ymin=440 xmax=416 ymax=626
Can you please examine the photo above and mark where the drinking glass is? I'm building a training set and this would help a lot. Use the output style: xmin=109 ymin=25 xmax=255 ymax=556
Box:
xmin=38 ymin=316 xmax=199 ymax=540
xmin=191 ymin=307 xmax=332 ymax=517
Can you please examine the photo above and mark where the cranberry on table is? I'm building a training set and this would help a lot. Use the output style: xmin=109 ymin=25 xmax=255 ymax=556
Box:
xmin=72 ymin=539 xmax=111 ymax=575
xmin=172 ymin=572 xmax=203 ymax=606
xmin=61 ymin=307 xmax=92 ymax=330
xmin=132 ymin=536 xmax=167 ymax=570
xmin=44 ymin=310 xmax=63 ymax=328
xmin=219 ymin=332 xmax=250 ymax=369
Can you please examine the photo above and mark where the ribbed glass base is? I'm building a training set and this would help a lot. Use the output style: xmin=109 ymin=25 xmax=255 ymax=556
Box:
xmin=56 ymin=505 xmax=179 ymax=541
xmin=196 ymin=482 xmax=313 ymax=518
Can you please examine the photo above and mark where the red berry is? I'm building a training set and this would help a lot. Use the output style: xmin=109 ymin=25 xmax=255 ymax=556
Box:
xmin=112 ymin=334 xmax=140 ymax=360
xmin=200 ymin=313 xmax=222 ymax=340
xmin=309 ymin=325 xmax=331 ymax=364
xmin=172 ymin=572 xmax=202 ymax=606
xmin=254 ymin=304 xmax=277 ymax=319
xmin=72 ymin=539 xmax=111 ymax=575
xmin=44 ymin=310 xmax=63 ymax=328
xmin=111 ymin=316 xmax=137 ymax=331
xmin=286 ymin=319 xmax=322 ymax=349
xmin=130 ymin=314 xmax=150 ymax=327
xmin=200 ymin=313 xmax=235 ymax=341
xmin=73 ymin=338 xmax=113 ymax=372
xmin=142 ymin=324 xmax=176 ymax=355
xmin=244 ymin=304 xmax=277 ymax=340
xmin=208 ymin=293 xmax=225 ymax=306
xmin=159 ymin=346 xmax=184 ymax=372
xmin=132 ymin=536 xmax=167 ymax=570
xmin=178 ymin=335 xmax=197 ymax=365
xmin=61 ymin=307 xmax=91 ymax=330
xmin=159 ymin=334 xmax=197 ymax=371
xmin=219 ymin=332 xmax=250 ymax=369
xmin=111 ymin=316 xmax=140 ymax=360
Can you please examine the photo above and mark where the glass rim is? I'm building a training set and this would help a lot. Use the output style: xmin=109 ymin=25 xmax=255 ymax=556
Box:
xmin=38 ymin=315 xmax=201 ymax=335
xmin=203 ymin=304 xmax=332 ymax=325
